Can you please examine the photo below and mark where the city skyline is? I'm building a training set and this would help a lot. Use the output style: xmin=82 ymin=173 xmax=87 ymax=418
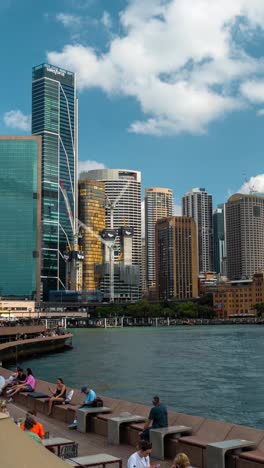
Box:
xmin=1 ymin=1 xmax=264 ymax=208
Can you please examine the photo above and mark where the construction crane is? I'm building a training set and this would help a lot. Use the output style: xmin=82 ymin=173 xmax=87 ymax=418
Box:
xmin=61 ymin=176 xmax=134 ymax=302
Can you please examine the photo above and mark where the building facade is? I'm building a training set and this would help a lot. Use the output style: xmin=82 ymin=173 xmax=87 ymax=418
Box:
xmin=182 ymin=188 xmax=213 ymax=274
xmin=226 ymin=193 xmax=264 ymax=280
xmin=32 ymin=63 xmax=77 ymax=299
xmin=213 ymin=204 xmax=226 ymax=275
xmin=80 ymin=169 xmax=141 ymax=302
xmin=78 ymin=179 xmax=105 ymax=298
xmin=213 ymin=273 xmax=264 ymax=317
xmin=145 ymin=188 xmax=173 ymax=294
xmin=0 ymin=136 xmax=42 ymax=299
xmin=156 ymin=216 xmax=198 ymax=300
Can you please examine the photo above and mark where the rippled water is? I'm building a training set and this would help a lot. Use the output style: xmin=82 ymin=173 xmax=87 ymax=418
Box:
xmin=17 ymin=325 xmax=264 ymax=428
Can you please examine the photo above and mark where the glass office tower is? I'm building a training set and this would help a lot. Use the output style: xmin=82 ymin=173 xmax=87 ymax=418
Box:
xmin=32 ymin=64 xmax=77 ymax=299
xmin=0 ymin=136 xmax=42 ymax=299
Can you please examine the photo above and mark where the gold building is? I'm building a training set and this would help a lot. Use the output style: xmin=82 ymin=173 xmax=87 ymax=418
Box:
xmin=213 ymin=273 xmax=264 ymax=317
xmin=78 ymin=179 xmax=105 ymax=293
xmin=156 ymin=216 xmax=198 ymax=300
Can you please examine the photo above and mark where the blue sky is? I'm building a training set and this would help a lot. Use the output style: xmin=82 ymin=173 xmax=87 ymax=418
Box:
xmin=1 ymin=0 xmax=264 ymax=209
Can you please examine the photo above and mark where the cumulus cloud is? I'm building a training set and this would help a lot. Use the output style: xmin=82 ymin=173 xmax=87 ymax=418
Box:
xmin=3 ymin=110 xmax=31 ymax=131
xmin=239 ymin=174 xmax=264 ymax=194
xmin=241 ymin=80 xmax=264 ymax=102
xmin=78 ymin=159 xmax=106 ymax=174
xmin=48 ymin=0 xmax=264 ymax=136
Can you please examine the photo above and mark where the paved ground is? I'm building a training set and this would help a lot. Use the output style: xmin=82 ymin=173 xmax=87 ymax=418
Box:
xmin=6 ymin=401 xmax=172 ymax=468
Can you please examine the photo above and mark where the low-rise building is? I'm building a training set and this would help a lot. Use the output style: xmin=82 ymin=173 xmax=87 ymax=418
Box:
xmin=0 ymin=300 xmax=36 ymax=318
xmin=213 ymin=273 xmax=264 ymax=317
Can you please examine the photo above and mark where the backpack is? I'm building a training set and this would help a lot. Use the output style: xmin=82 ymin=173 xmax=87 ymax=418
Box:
xmin=92 ymin=397 xmax=103 ymax=408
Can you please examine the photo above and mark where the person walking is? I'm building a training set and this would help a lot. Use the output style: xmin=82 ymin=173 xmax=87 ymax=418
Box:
xmin=140 ymin=395 xmax=168 ymax=441
xmin=127 ymin=441 xmax=153 ymax=468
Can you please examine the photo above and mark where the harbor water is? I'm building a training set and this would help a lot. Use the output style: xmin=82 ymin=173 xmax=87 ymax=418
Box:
xmin=18 ymin=325 xmax=264 ymax=429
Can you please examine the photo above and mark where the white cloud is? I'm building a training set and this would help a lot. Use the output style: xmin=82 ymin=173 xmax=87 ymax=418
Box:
xmin=3 ymin=110 xmax=31 ymax=132
xmin=257 ymin=108 xmax=264 ymax=116
xmin=101 ymin=11 xmax=112 ymax=29
xmin=241 ymin=80 xmax=264 ymax=102
xmin=47 ymin=0 xmax=264 ymax=136
xmin=78 ymin=159 xmax=106 ymax=174
xmin=56 ymin=13 xmax=81 ymax=28
xmin=239 ymin=174 xmax=264 ymax=194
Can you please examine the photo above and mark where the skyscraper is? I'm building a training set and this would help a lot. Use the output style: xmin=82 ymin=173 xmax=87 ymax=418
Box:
xmin=182 ymin=188 xmax=213 ymax=273
xmin=0 ymin=136 xmax=42 ymax=299
xmin=156 ymin=216 xmax=198 ymax=300
xmin=78 ymin=179 xmax=105 ymax=296
xmin=213 ymin=204 xmax=226 ymax=275
xmin=145 ymin=188 xmax=173 ymax=295
xmin=80 ymin=169 xmax=141 ymax=302
xmin=32 ymin=64 xmax=77 ymax=299
xmin=226 ymin=193 xmax=264 ymax=279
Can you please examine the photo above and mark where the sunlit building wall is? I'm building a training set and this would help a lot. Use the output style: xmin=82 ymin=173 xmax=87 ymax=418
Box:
xmin=78 ymin=179 xmax=105 ymax=294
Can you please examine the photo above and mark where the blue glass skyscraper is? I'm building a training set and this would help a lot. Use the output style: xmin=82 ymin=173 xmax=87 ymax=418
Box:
xmin=32 ymin=64 xmax=77 ymax=299
xmin=0 ymin=136 xmax=42 ymax=299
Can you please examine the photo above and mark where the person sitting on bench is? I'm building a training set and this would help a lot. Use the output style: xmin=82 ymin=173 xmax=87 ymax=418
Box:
xmin=48 ymin=378 xmax=67 ymax=416
xmin=140 ymin=395 xmax=168 ymax=441
xmin=7 ymin=368 xmax=35 ymax=401
xmin=69 ymin=385 xmax=96 ymax=429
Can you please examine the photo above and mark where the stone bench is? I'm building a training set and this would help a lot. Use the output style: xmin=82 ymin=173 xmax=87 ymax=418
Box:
xmin=206 ymin=439 xmax=256 ymax=468
xmin=77 ymin=407 xmax=112 ymax=433
xmin=177 ymin=419 xmax=233 ymax=467
xmin=150 ymin=425 xmax=192 ymax=460
xmin=108 ymin=415 xmax=146 ymax=445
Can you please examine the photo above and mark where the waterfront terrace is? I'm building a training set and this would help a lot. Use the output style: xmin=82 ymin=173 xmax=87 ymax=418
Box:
xmin=1 ymin=365 xmax=264 ymax=467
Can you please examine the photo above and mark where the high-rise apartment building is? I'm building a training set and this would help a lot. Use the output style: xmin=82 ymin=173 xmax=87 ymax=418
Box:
xmin=78 ymin=179 xmax=105 ymax=296
xmin=145 ymin=188 xmax=173 ymax=294
xmin=213 ymin=204 xmax=226 ymax=275
xmin=182 ymin=188 xmax=213 ymax=273
xmin=0 ymin=136 xmax=42 ymax=299
xmin=156 ymin=216 xmax=198 ymax=300
xmin=226 ymin=193 xmax=264 ymax=279
xmin=80 ymin=169 xmax=141 ymax=302
xmin=32 ymin=64 xmax=78 ymax=299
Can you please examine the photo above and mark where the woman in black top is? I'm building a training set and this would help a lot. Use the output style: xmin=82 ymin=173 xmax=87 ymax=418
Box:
xmin=48 ymin=378 xmax=66 ymax=416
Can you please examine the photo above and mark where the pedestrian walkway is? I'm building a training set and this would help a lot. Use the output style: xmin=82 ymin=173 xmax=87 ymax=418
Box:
xmin=7 ymin=401 xmax=172 ymax=467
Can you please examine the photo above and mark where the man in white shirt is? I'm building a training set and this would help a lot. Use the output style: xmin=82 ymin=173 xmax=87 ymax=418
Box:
xmin=127 ymin=441 xmax=153 ymax=468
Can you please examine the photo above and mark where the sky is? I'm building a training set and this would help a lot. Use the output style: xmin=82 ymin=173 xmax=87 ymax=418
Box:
xmin=1 ymin=0 xmax=264 ymax=211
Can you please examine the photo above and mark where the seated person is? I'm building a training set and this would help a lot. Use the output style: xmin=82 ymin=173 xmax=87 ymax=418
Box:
xmin=140 ymin=395 xmax=168 ymax=441
xmin=2 ymin=367 xmax=26 ymax=394
xmin=23 ymin=416 xmax=42 ymax=444
xmin=47 ymin=378 xmax=66 ymax=416
xmin=20 ymin=410 xmax=45 ymax=439
xmin=69 ymin=385 xmax=97 ymax=429
xmin=7 ymin=368 xmax=35 ymax=400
